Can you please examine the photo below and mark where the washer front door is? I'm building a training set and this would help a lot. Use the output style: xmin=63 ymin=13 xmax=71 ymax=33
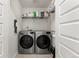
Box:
xmin=36 ymin=35 xmax=50 ymax=49
xmin=20 ymin=35 xmax=33 ymax=49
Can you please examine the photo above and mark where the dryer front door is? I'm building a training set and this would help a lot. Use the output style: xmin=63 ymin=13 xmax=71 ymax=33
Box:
xmin=36 ymin=35 xmax=50 ymax=49
xmin=20 ymin=35 xmax=33 ymax=49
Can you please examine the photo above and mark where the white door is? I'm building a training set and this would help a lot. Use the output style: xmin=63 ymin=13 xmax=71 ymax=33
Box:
xmin=0 ymin=0 xmax=10 ymax=57
xmin=55 ymin=0 xmax=79 ymax=58
xmin=0 ymin=0 xmax=5 ymax=57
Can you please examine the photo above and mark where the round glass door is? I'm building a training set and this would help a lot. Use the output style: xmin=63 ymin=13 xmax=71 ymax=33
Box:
xmin=20 ymin=35 xmax=33 ymax=49
xmin=36 ymin=35 xmax=50 ymax=49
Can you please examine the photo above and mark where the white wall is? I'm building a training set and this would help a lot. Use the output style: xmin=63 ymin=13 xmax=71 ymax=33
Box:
xmin=50 ymin=13 xmax=55 ymax=31
xmin=7 ymin=9 xmax=17 ymax=58
xmin=50 ymin=13 xmax=55 ymax=48
xmin=22 ymin=8 xmax=51 ymax=31
xmin=10 ymin=0 xmax=22 ymax=32
xmin=7 ymin=0 xmax=22 ymax=57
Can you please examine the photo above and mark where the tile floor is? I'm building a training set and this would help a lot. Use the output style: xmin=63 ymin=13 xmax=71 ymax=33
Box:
xmin=16 ymin=54 xmax=53 ymax=58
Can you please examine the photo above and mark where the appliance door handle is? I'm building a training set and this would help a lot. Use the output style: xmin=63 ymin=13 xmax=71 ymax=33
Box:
xmin=14 ymin=19 xmax=17 ymax=33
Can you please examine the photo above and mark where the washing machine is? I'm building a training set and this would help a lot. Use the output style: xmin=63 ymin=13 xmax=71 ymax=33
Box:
xmin=35 ymin=31 xmax=52 ymax=54
xmin=18 ymin=30 xmax=35 ymax=54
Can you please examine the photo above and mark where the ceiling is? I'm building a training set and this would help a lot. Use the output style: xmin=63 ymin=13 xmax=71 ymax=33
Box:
xmin=19 ymin=0 xmax=52 ymax=8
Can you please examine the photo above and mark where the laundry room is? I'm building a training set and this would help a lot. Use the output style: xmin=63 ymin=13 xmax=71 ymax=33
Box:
xmin=1 ymin=0 xmax=79 ymax=58
xmin=17 ymin=0 xmax=55 ymax=58
xmin=0 ymin=0 xmax=55 ymax=58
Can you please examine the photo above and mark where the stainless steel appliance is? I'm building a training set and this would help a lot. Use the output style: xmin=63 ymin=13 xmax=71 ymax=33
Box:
xmin=18 ymin=30 xmax=35 ymax=54
xmin=35 ymin=31 xmax=52 ymax=54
